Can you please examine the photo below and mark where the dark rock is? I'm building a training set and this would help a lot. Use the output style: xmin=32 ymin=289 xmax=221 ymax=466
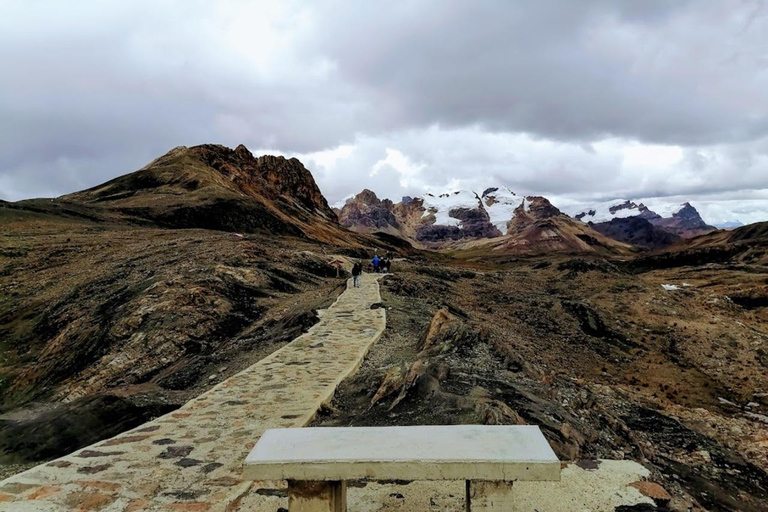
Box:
xmin=157 ymin=446 xmax=194 ymax=459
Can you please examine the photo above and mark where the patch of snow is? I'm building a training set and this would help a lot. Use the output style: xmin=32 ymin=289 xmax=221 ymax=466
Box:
xmin=646 ymin=201 xmax=687 ymax=218
xmin=523 ymin=197 xmax=533 ymax=213
xmin=573 ymin=199 xmax=642 ymax=223
xmin=661 ymin=284 xmax=681 ymax=291
xmin=421 ymin=190 xmax=481 ymax=227
xmin=481 ymin=186 xmax=521 ymax=234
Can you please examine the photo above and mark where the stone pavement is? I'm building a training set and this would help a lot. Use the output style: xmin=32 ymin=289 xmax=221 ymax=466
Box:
xmin=0 ymin=273 xmax=386 ymax=512
xmin=241 ymin=459 xmax=660 ymax=512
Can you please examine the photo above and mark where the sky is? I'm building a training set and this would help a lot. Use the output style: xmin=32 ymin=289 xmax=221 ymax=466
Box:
xmin=1 ymin=1 xmax=768 ymax=226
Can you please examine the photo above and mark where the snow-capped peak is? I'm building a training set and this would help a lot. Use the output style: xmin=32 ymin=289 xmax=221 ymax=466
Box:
xmin=421 ymin=190 xmax=482 ymax=227
xmin=481 ymin=186 xmax=523 ymax=234
xmin=573 ymin=199 xmax=647 ymax=223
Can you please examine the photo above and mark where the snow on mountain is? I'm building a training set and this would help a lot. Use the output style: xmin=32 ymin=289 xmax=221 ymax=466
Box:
xmin=481 ymin=186 xmax=523 ymax=234
xmin=571 ymin=198 xmax=716 ymax=241
xmin=573 ymin=199 xmax=652 ymax=223
xmin=639 ymin=200 xmax=687 ymax=219
xmin=421 ymin=190 xmax=482 ymax=227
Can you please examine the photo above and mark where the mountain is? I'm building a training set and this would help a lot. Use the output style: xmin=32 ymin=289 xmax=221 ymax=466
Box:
xmin=574 ymin=216 xmax=681 ymax=250
xmin=574 ymin=200 xmax=717 ymax=246
xmin=337 ymin=187 xmax=629 ymax=255
xmin=61 ymin=144 xmax=351 ymax=243
xmin=651 ymin=202 xmax=718 ymax=237
xmin=451 ymin=215 xmax=634 ymax=257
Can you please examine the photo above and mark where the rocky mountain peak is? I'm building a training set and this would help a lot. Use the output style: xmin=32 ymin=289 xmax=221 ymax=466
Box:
xmin=353 ymin=188 xmax=383 ymax=206
xmin=523 ymin=196 xmax=561 ymax=218
xmin=337 ymin=188 xmax=400 ymax=232
xmin=234 ymin=143 xmax=253 ymax=159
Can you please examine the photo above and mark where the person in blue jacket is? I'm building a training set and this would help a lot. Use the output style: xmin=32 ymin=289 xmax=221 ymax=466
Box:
xmin=371 ymin=255 xmax=381 ymax=273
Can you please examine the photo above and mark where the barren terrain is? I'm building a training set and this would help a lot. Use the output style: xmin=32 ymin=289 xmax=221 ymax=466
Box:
xmin=315 ymin=255 xmax=768 ymax=512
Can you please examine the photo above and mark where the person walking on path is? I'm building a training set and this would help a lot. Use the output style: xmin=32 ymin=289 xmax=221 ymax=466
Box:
xmin=351 ymin=261 xmax=362 ymax=287
xmin=371 ymin=255 xmax=381 ymax=273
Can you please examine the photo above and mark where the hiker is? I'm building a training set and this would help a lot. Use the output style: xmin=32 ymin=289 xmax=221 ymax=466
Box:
xmin=383 ymin=258 xmax=392 ymax=273
xmin=351 ymin=261 xmax=362 ymax=287
xmin=380 ymin=258 xmax=389 ymax=274
xmin=372 ymin=254 xmax=381 ymax=273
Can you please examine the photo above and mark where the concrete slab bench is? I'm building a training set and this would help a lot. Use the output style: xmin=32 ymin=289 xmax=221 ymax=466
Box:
xmin=243 ymin=425 xmax=560 ymax=511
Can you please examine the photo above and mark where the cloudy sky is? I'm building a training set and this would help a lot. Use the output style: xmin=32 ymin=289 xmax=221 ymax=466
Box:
xmin=2 ymin=1 xmax=767 ymax=225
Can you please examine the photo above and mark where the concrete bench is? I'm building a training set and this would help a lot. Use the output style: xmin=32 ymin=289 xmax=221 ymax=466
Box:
xmin=243 ymin=425 xmax=560 ymax=511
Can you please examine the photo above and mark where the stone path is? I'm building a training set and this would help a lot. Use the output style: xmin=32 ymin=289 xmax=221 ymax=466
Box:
xmin=0 ymin=274 xmax=385 ymax=512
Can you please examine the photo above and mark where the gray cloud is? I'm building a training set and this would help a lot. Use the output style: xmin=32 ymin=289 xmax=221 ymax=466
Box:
xmin=307 ymin=0 xmax=768 ymax=145
xmin=1 ymin=1 xmax=767 ymax=224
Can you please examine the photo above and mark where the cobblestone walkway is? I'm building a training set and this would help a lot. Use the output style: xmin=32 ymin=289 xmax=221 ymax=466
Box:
xmin=0 ymin=274 xmax=385 ymax=512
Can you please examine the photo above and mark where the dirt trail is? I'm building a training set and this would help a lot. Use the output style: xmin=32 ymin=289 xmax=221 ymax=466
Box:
xmin=0 ymin=274 xmax=385 ymax=511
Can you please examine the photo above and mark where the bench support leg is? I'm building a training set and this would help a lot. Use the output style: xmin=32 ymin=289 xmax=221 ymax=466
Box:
xmin=287 ymin=480 xmax=346 ymax=512
xmin=466 ymin=480 xmax=515 ymax=512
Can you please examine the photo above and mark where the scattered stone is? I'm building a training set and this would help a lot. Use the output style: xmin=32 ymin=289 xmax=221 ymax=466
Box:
xmin=200 ymin=463 xmax=223 ymax=474
xmin=135 ymin=425 xmax=161 ymax=433
xmin=46 ymin=461 xmax=72 ymax=468
xmin=152 ymin=438 xmax=177 ymax=445
xmin=163 ymin=489 xmax=208 ymax=500
xmin=77 ymin=464 xmax=112 ymax=474
xmin=175 ymin=458 xmax=203 ymax=468
xmin=158 ymin=446 xmax=194 ymax=459
xmin=100 ymin=435 xmax=151 ymax=447
xmin=75 ymin=450 xmax=124 ymax=458
xmin=575 ymin=459 xmax=601 ymax=471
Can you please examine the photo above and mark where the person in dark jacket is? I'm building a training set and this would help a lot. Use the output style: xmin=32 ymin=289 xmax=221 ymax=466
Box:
xmin=351 ymin=261 xmax=362 ymax=287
